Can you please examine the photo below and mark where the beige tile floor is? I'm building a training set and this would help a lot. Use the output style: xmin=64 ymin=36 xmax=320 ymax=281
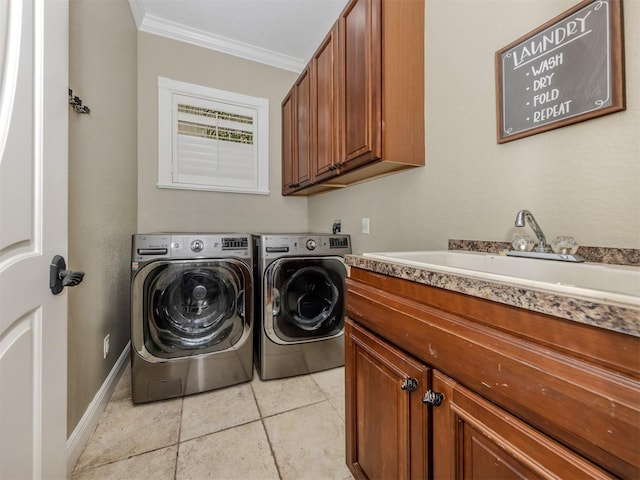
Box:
xmin=72 ymin=364 xmax=354 ymax=480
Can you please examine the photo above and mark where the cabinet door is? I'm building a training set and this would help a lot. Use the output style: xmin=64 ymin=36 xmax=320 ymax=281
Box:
xmin=294 ymin=66 xmax=313 ymax=189
xmin=282 ymin=68 xmax=313 ymax=195
xmin=281 ymin=89 xmax=296 ymax=194
xmin=345 ymin=319 xmax=429 ymax=480
xmin=431 ymin=370 xmax=615 ymax=480
xmin=312 ymin=24 xmax=340 ymax=182
xmin=338 ymin=0 xmax=381 ymax=171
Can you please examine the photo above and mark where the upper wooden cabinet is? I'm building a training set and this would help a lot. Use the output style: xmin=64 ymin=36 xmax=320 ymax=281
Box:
xmin=282 ymin=67 xmax=314 ymax=194
xmin=282 ymin=0 xmax=424 ymax=196
xmin=312 ymin=24 xmax=341 ymax=184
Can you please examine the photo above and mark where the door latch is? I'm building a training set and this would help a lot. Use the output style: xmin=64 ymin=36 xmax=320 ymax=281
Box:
xmin=50 ymin=255 xmax=85 ymax=295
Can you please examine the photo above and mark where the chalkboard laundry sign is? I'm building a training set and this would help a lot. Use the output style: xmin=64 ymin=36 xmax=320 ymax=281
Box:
xmin=495 ymin=0 xmax=625 ymax=143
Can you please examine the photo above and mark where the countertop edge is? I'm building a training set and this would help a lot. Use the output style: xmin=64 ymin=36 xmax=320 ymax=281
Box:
xmin=345 ymin=254 xmax=640 ymax=337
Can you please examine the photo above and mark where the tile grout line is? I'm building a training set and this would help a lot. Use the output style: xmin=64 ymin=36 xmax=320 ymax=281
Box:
xmin=249 ymin=372 xmax=265 ymax=419
xmin=72 ymin=443 xmax=180 ymax=476
xmin=250 ymin=379 xmax=283 ymax=479
xmin=261 ymin=397 xmax=330 ymax=420
xmin=325 ymin=396 xmax=345 ymax=421
xmin=260 ymin=417 xmax=284 ymax=480
xmin=309 ymin=372 xmax=334 ymax=402
xmin=174 ymin=397 xmax=185 ymax=480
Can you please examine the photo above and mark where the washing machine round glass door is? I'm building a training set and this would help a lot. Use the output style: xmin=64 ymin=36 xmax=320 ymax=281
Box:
xmin=266 ymin=257 xmax=346 ymax=343
xmin=141 ymin=259 xmax=250 ymax=359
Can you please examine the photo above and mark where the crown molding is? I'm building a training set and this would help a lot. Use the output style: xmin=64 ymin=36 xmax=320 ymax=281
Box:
xmin=127 ymin=0 xmax=145 ymax=29
xmin=129 ymin=5 xmax=305 ymax=73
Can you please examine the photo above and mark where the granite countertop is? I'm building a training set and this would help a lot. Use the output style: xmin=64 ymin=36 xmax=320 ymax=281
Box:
xmin=345 ymin=249 xmax=640 ymax=337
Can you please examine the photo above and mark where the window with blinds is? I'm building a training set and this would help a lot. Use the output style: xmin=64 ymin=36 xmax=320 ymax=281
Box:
xmin=157 ymin=77 xmax=269 ymax=194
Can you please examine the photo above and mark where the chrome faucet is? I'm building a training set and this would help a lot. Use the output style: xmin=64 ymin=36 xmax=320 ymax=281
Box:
xmin=514 ymin=210 xmax=549 ymax=252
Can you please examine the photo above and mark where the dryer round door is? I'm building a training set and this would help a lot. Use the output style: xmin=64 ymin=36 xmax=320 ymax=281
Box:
xmin=133 ymin=259 xmax=251 ymax=359
xmin=265 ymin=257 xmax=346 ymax=343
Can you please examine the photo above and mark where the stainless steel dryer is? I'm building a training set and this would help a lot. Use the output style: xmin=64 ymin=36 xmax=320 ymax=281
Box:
xmin=254 ymin=233 xmax=351 ymax=380
xmin=131 ymin=233 xmax=253 ymax=403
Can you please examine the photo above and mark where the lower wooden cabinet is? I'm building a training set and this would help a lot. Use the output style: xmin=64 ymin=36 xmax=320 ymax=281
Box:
xmin=344 ymin=267 xmax=638 ymax=479
xmin=345 ymin=267 xmax=640 ymax=480
xmin=346 ymin=319 xmax=616 ymax=480
xmin=345 ymin=320 xmax=429 ymax=480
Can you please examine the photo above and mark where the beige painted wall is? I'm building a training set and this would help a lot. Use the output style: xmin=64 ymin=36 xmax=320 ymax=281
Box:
xmin=308 ymin=0 xmax=640 ymax=254
xmin=68 ymin=0 xmax=138 ymax=435
xmin=137 ymin=33 xmax=308 ymax=233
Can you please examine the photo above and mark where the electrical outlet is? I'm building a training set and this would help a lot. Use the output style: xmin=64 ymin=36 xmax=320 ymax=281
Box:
xmin=362 ymin=217 xmax=370 ymax=235
xmin=332 ymin=220 xmax=341 ymax=234
xmin=103 ymin=334 xmax=110 ymax=359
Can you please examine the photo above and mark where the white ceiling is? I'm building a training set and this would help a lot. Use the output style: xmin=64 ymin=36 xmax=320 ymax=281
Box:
xmin=128 ymin=0 xmax=349 ymax=73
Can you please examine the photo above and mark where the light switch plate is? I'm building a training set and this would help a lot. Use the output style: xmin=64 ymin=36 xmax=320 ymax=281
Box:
xmin=362 ymin=217 xmax=370 ymax=235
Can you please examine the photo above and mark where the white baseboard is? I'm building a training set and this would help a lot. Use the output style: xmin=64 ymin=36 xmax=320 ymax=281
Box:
xmin=66 ymin=342 xmax=131 ymax=477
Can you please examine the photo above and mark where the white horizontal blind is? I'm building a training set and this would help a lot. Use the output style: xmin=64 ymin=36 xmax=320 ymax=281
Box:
xmin=158 ymin=77 xmax=269 ymax=194
xmin=175 ymin=98 xmax=256 ymax=188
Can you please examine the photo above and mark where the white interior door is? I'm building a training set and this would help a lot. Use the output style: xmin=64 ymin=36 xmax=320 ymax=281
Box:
xmin=0 ymin=0 xmax=69 ymax=478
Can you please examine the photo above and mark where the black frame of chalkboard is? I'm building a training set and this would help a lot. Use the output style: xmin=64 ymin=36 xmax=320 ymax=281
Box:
xmin=495 ymin=0 xmax=625 ymax=144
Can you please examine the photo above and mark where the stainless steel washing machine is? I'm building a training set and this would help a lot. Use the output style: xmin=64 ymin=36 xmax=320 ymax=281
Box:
xmin=131 ymin=233 xmax=253 ymax=403
xmin=254 ymin=233 xmax=351 ymax=380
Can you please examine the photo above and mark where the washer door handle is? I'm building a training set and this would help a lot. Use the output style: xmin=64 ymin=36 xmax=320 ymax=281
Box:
xmin=272 ymin=287 xmax=280 ymax=316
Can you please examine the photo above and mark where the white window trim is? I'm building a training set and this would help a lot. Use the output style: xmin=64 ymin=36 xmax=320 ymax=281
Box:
xmin=157 ymin=76 xmax=270 ymax=195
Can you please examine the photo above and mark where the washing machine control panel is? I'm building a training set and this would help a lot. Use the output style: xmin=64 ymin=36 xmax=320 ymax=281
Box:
xmin=171 ymin=235 xmax=250 ymax=259
xmin=132 ymin=234 xmax=251 ymax=262
xmin=261 ymin=234 xmax=351 ymax=258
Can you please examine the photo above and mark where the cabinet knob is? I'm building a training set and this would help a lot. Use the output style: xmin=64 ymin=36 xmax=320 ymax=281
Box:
xmin=422 ymin=389 xmax=444 ymax=406
xmin=400 ymin=378 xmax=418 ymax=392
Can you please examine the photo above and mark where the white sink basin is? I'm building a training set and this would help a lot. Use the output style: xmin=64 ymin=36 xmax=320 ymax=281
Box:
xmin=362 ymin=250 xmax=640 ymax=307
